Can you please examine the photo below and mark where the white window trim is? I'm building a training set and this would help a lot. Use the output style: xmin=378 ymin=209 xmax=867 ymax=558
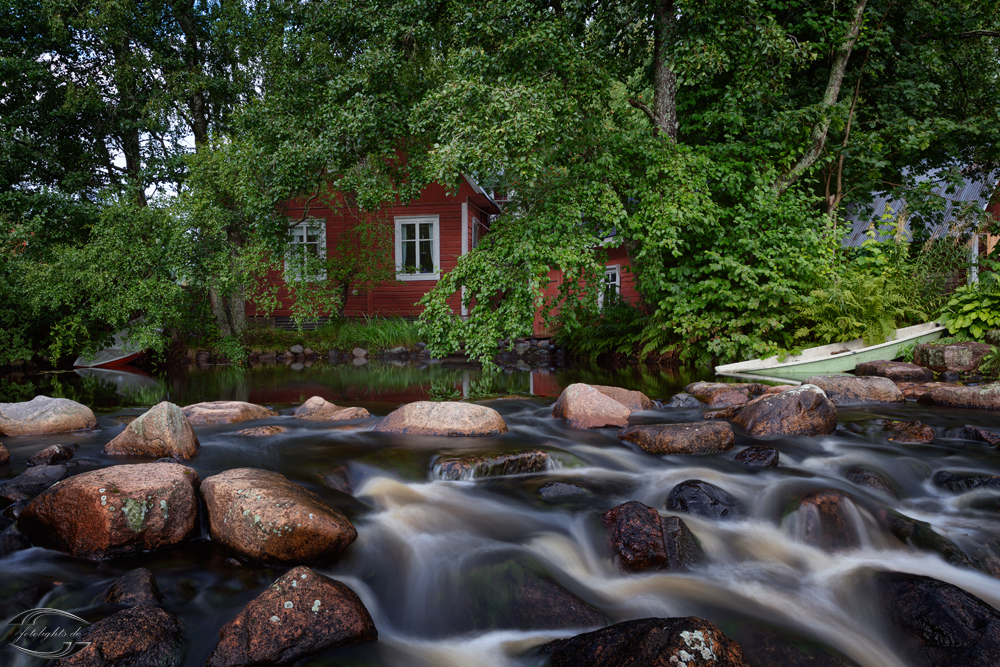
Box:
xmin=285 ymin=218 xmax=327 ymax=282
xmin=471 ymin=216 xmax=481 ymax=249
xmin=395 ymin=215 xmax=440 ymax=281
xmin=598 ymin=264 xmax=621 ymax=310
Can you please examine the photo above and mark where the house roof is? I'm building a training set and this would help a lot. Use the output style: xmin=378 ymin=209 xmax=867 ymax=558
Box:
xmin=462 ymin=174 xmax=501 ymax=215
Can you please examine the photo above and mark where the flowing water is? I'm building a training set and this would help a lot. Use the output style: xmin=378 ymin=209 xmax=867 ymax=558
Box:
xmin=3 ymin=362 xmax=1000 ymax=666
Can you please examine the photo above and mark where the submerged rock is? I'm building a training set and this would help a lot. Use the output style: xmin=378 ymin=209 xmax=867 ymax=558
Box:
xmin=433 ymin=449 xmax=550 ymax=480
xmin=915 ymin=341 xmax=993 ymax=373
xmin=619 ymin=422 xmax=734 ymax=456
xmin=591 ymin=385 xmax=654 ymax=412
xmin=104 ymin=401 xmax=200 ymax=459
xmin=201 ymin=468 xmax=357 ymax=565
xmin=181 ymin=401 xmax=278 ymax=425
xmin=933 ymin=470 xmax=1000 ymax=494
xmin=794 ymin=490 xmax=861 ymax=551
xmin=318 ymin=465 xmax=353 ymax=494
xmin=665 ymin=393 xmax=704 ymax=409
xmin=733 ymin=626 xmax=861 ymax=667
xmin=735 ymin=446 xmax=779 ymax=468
xmin=0 ymin=395 xmax=97 ymax=436
xmin=293 ymin=396 xmax=371 ymax=422
xmin=665 ymin=480 xmax=745 ymax=520
xmin=17 ymin=463 xmax=200 ymax=560
xmin=207 ymin=566 xmax=377 ymax=667
xmin=803 ymin=376 xmax=904 ymax=405
xmin=538 ymin=481 xmax=590 ymax=501
xmin=602 ymin=500 xmax=704 ymax=573
xmin=684 ymin=382 xmax=762 ymax=408
xmin=846 ymin=466 xmax=902 ymax=500
xmin=959 ymin=425 xmax=1000 ymax=446
xmin=880 ymin=512 xmax=974 ymax=569
xmin=540 ymin=616 xmax=750 ymax=667
xmin=883 ymin=420 xmax=935 ymax=443
xmin=854 ymin=360 xmax=934 ymax=382
xmin=27 ymin=443 xmax=75 ymax=466
xmin=60 ymin=605 xmax=184 ymax=667
xmin=103 ymin=568 xmax=163 ymax=607
xmin=732 ymin=385 xmax=837 ymax=437
xmin=551 ymin=384 xmax=631 ymax=429
xmin=0 ymin=463 xmax=69 ymax=507
xmin=374 ymin=401 xmax=508 ymax=436
xmin=234 ymin=425 xmax=288 ymax=436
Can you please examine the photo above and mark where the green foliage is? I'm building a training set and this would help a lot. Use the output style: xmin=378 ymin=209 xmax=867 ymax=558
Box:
xmin=979 ymin=346 xmax=1000 ymax=378
xmin=939 ymin=283 xmax=1000 ymax=340
xmin=553 ymin=299 xmax=650 ymax=360
xmin=240 ymin=317 xmax=420 ymax=354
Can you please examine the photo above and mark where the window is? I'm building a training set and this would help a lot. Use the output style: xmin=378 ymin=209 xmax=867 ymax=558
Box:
xmin=598 ymin=265 xmax=620 ymax=310
xmin=395 ymin=215 xmax=440 ymax=280
xmin=285 ymin=219 xmax=326 ymax=282
xmin=471 ymin=216 xmax=481 ymax=249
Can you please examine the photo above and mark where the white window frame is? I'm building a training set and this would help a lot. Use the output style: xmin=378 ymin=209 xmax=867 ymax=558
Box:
xmin=395 ymin=215 xmax=440 ymax=281
xmin=598 ymin=264 xmax=621 ymax=310
xmin=471 ymin=216 xmax=481 ymax=249
xmin=285 ymin=218 xmax=327 ymax=282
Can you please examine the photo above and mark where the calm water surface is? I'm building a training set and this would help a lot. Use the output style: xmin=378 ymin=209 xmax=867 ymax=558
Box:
xmin=3 ymin=362 xmax=1000 ymax=666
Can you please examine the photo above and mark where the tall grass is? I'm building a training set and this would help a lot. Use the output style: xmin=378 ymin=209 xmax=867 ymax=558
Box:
xmin=241 ymin=315 xmax=420 ymax=352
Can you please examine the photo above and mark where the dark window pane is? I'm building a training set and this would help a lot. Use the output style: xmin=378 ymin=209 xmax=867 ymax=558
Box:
xmin=403 ymin=240 xmax=415 ymax=269
xmin=419 ymin=223 xmax=433 ymax=240
xmin=402 ymin=223 xmax=415 ymax=241
xmin=419 ymin=240 xmax=433 ymax=272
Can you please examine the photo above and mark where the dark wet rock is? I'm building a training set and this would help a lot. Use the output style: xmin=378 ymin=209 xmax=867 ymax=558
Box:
xmin=877 ymin=572 xmax=1000 ymax=667
xmin=803 ymin=375 xmax=904 ymax=405
xmin=0 ymin=443 xmax=7 ymax=464
xmin=665 ymin=393 xmax=704 ymax=408
xmin=854 ymin=360 xmax=934 ymax=382
xmin=916 ymin=341 xmax=993 ymax=373
xmin=733 ymin=625 xmax=861 ymax=667
xmin=234 ymin=425 xmax=288 ymax=436
xmin=941 ymin=370 xmax=962 ymax=382
xmin=0 ymin=395 xmax=97 ymax=436
xmin=684 ymin=382 xmax=764 ymax=408
xmin=959 ymin=425 xmax=1000 ymax=446
xmin=293 ymin=396 xmax=371 ymax=422
xmin=104 ymin=401 xmax=200 ymax=459
xmin=541 ymin=616 xmax=750 ymax=667
xmin=112 ymin=414 xmax=141 ymax=425
xmin=319 ymin=465 xmax=352 ymax=494
xmin=884 ymin=420 xmax=935 ymax=444
xmin=374 ymin=401 xmax=508 ymax=436
xmin=896 ymin=381 xmax=962 ymax=400
xmin=1 ymin=524 xmax=31 ymax=556
xmin=181 ymin=400 xmax=278 ymax=425
xmin=602 ymin=501 xmax=704 ymax=573
xmin=933 ymin=470 xmax=1000 ymax=494
xmin=538 ymin=481 xmax=590 ymax=501
xmin=551 ymin=384 xmax=631 ymax=429
xmin=665 ymin=480 xmax=746 ymax=520
xmin=18 ymin=462 xmax=200 ymax=560
xmin=703 ymin=404 xmax=742 ymax=420
xmin=591 ymin=385 xmax=654 ymax=412
xmin=59 ymin=605 xmax=183 ymax=667
xmin=201 ymin=468 xmax=357 ymax=565
xmin=207 ymin=566 xmax=377 ymax=667
xmin=880 ymin=512 xmax=976 ymax=569
xmin=0 ymin=463 xmax=69 ymax=506
xmin=846 ymin=467 xmax=902 ymax=500
xmin=103 ymin=568 xmax=163 ymax=607
xmin=732 ymin=385 xmax=837 ymax=437
xmin=27 ymin=443 xmax=76 ymax=466
xmin=795 ymin=491 xmax=860 ymax=551
xmin=2 ymin=499 xmax=26 ymax=520
xmin=619 ymin=422 xmax=734 ymax=456
xmin=735 ymin=446 xmax=779 ymax=468
xmin=434 ymin=450 xmax=550 ymax=480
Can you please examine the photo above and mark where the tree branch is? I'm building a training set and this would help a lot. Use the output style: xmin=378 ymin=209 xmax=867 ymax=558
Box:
xmin=628 ymin=97 xmax=656 ymax=127
xmin=957 ymin=30 xmax=1000 ymax=39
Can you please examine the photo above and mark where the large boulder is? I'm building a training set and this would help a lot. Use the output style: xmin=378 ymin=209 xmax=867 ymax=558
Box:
xmin=0 ymin=464 xmax=69 ymax=507
xmin=793 ymin=491 xmax=860 ymax=551
xmin=373 ymin=401 xmax=508 ymax=436
xmin=619 ymin=422 xmax=734 ymax=456
xmin=917 ymin=383 xmax=1000 ymax=410
xmin=932 ymin=470 xmax=1000 ymax=494
xmin=540 ymin=616 xmax=750 ymax=667
xmin=915 ymin=341 xmax=993 ymax=373
xmin=591 ymin=385 xmax=654 ymax=412
xmin=201 ymin=468 xmax=357 ymax=565
xmin=602 ymin=500 xmax=704 ymax=573
xmin=732 ymin=385 xmax=837 ymax=437
xmin=433 ymin=450 xmax=550 ymax=480
xmin=17 ymin=462 xmax=200 ymax=560
xmin=665 ymin=480 xmax=745 ymax=520
xmin=854 ymin=360 xmax=934 ymax=382
xmin=293 ymin=396 xmax=371 ymax=422
xmin=207 ymin=566 xmax=377 ymax=667
xmin=684 ymin=382 xmax=763 ymax=408
xmin=181 ymin=401 xmax=278 ymax=425
xmin=551 ymin=384 xmax=631 ymax=429
xmin=0 ymin=395 xmax=97 ymax=436
xmin=877 ymin=572 xmax=1000 ymax=667
xmin=803 ymin=376 xmax=904 ymax=405
xmin=59 ymin=605 xmax=184 ymax=667
xmin=104 ymin=401 xmax=199 ymax=459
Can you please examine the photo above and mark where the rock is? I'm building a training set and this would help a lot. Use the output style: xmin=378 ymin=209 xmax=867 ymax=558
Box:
xmin=854 ymin=360 xmax=934 ymax=382
xmin=896 ymin=381 xmax=962 ymax=400
xmin=732 ymin=626 xmax=861 ymax=667
xmin=540 ymin=616 xmax=750 ymax=667
xmin=201 ymin=468 xmax=357 ymax=565
xmin=941 ymin=370 xmax=962 ymax=381
xmin=293 ymin=396 xmax=371 ymax=422
xmin=665 ymin=393 xmax=704 ymax=408
xmin=619 ymin=422 xmax=734 ymax=456
xmin=234 ymin=425 xmax=288 ymax=436
xmin=319 ymin=466 xmax=352 ymax=494
xmin=352 ymin=347 xmax=367 ymax=358
xmin=103 ymin=568 xmax=163 ymax=607
xmin=373 ymin=401 xmax=508 ymax=436
xmin=732 ymin=385 xmax=837 ymax=437
xmin=794 ymin=491 xmax=860 ymax=551
xmin=17 ymin=462 xmax=200 ymax=560
xmin=112 ymin=414 xmax=140 ymax=425
xmin=59 ymin=605 xmax=183 ymax=667
xmin=880 ymin=512 xmax=974 ymax=569
xmin=0 ymin=443 xmax=8 ymax=464
xmin=877 ymin=572 xmax=1000 ymax=667
xmin=1 ymin=525 xmax=31 ymax=556
xmin=0 ymin=463 xmax=69 ymax=506
xmin=803 ymin=376 xmax=904 ymax=405
xmin=513 ymin=342 xmax=531 ymax=355
xmin=290 ymin=344 xmax=304 ymax=354
xmin=196 ymin=350 xmax=211 ymax=362
xmin=959 ymin=425 xmax=1000 ymax=446
xmin=182 ymin=401 xmax=278 ymax=425
xmin=27 ymin=443 xmax=75 ymax=466
xmin=846 ymin=467 xmax=902 ymax=500
xmin=987 ymin=330 xmax=1000 ymax=347
xmin=551 ymin=384 xmax=631 ymax=429
xmin=0 ymin=395 xmax=97 ymax=436
xmin=665 ymin=480 xmax=745 ymax=520
xmin=932 ymin=470 xmax=1000 ymax=494
xmin=602 ymin=501 xmax=704 ymax=573
xmin=386 ymin=346 xmax=408 ymax=357
xmin=538 ymin=482 xmax=590 ymax=501
xmin=538 ymin=339 xmax=551 ymax=349
xmin=207 ymin=567 xmax=376 ymax=667
xmin=884 ymin=420 xmax=934 ymax=443
xmin=684 ymin=382 xmax=764 ymax=408
xmin=104 ymin=401 xmax=200 ymax=459
xmin=433 ymin=450 xmax=549 ymax=480
xmin=735 ymin=446 xmax=779 ymax=468
xmin=917 ymin=383 xmax=1000 ymax=410
xmin=915 ymin=341 xmax=993 ymax=373
xmin=591 ymin=385 xmax=654 ymax=412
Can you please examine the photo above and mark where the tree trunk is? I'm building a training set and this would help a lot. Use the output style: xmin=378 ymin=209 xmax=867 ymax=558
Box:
xmin=209 ymin=287 xmax=233 ymax=338
xmin=628 ymin=0 xmax=678 ymax=140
